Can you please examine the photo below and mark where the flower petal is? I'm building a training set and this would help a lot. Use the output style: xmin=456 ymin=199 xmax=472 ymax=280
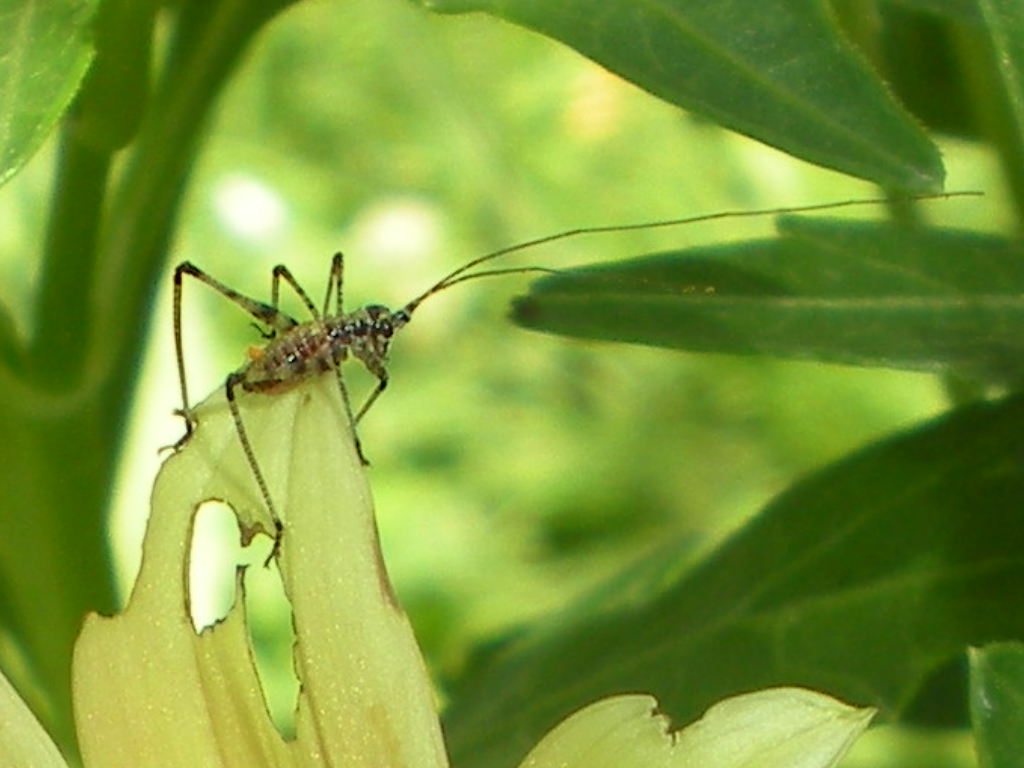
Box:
xmin=519 ymin=688 xmax=874 ymax=768
xmin=0 ymin=666 xmax=68 ymax=768
xmin=72 ymin=390 xmax=298 ymax=766
xmin=72 ymin=377 xmax=447 ymax=767
xmin=672 ymin=687 xmax=875 ymax=768
xmin=272 ymin=380 xmax=448 ymax=768
xmin=519 ymin=695 xmax=675 ymax=768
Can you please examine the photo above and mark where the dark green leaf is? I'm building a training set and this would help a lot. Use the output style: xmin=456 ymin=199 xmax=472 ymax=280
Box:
xmin=444 ymin=395 xmax=1024 ymax=768
xmin=0 ymin=300 xmax=21 ymax=370
xmin=421 ymin=0 xmax=943 ymax=190
xmin=870 ymin=5 xmax=977 ymax=137
xmin=888 ymin=0 xmax=981 ymax=24
xmin=970 ymin=643 xmax=1024 ymax=768
xmin=975 ymin=0 xmax=1024 ymax=145
xmin=512 ymin=219 xmax=1024 ymax=379
xmin=0 ymin=0 xmax=98 ymax=186
xmin=73 ymin=0 xmax=159 ymax=151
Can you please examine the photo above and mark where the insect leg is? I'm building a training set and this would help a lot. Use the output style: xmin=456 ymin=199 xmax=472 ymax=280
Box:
xmin=177 ymin=261 xmax=300 ymax=333
xmin=225 ymin=371 xmax=283 ymax=562
xmin=271 ymin=264 xmax=320 ymax=320
xmin=317 ymin=252 xmax=368 ymax=464
xmin=172 ymin=263 xmax=194 ymax=446
xmin=332 ymin=364 xmax=370 ymax=466
xmin=173 ymin=262 xmax=300 ymax=446
xmin=322 ymin=252 xmax=344 ymax=316
xmin=353 ymin=368 xmax=388 ymax=426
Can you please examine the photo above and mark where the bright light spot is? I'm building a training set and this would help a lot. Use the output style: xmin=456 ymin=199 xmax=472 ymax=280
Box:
xmin=563 ymin=66 xmax=626 ymax=141
xmin=734 ymin=139 xmax=805 ymax=198
xmin=212 ymin=174 xmax=288 ymax=242
xmin=348 ymin=197 xmax=443 ymax=266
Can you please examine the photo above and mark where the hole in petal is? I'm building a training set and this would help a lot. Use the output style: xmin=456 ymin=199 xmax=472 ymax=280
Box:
xmin=187 ymin=499 xmax=299 ymax=737
xmin=189 ymin=500 xmax=246 ymax=631
xmin=243 ymin=551 xmax=299 ymax=737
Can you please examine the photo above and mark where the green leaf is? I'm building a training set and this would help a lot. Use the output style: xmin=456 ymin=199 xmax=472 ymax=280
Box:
xmin=0 ymin=301 xmax=21 ymax=370
xmin=0 ymin=0 xmax=98 ymax=186
xmin=975 ymin=0 xmax=1024 ymax=144
xmin=420 ymin=0 xmax=943 ymax=190
xmin=969 ymin=643 xmax=1024 ymax=768
xmin=443 ymin=395 xmax=1024 ymax=768
xmin=865 ymin=5 xmax=978 ymax=138
xmin=512 ymin=219 xmax=1024 ymax=379
xmin=890 ymin=0 xmax=981 ymax=24
xmin=72 ymin=0 xmax=159 ymax=151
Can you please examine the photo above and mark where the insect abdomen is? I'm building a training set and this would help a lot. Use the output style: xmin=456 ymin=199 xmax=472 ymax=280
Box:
xmin=243 ymin=321 xmax=350 ymax=393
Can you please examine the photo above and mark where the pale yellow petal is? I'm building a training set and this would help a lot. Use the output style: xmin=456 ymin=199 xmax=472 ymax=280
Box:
xmin=73 ymin=389 xmax=296 ymax=767
xmin=672 ymin=687 xmax=874 ymax=768
xmin=519 ymin=695 xmax=674 ymax=768
xmin=0 ymin=666 xmax=69 ymax=768
xmin=73 ymin=376 xmax=447 ymax=768
xmin=519 ymin=688 xmax=874 ymax=768
xmin=272 ymin=380 xmax=448 ymax=768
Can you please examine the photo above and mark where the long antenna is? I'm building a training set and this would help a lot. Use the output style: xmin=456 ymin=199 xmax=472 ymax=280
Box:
xmin=432 ymin=265 xmax=562 ymax=291
xmin=399 ymin=190 xmax=982 ymax=314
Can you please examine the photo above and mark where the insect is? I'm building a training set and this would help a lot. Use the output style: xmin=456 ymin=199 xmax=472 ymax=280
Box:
xmin=172 ymin=190 xmax=975 ymax=550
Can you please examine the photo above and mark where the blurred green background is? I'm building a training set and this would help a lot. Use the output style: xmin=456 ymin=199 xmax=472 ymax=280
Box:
xmin=0 ymin=0 xmax=1006 ymax=764
xmin=115 ymin=0 xmax=998 ymax=703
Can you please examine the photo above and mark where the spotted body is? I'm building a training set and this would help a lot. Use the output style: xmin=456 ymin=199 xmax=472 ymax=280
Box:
xmin=173 ymin=254 xmax=423 ymax=549
xmin=242 ymin=306 xmax=407 ymax=394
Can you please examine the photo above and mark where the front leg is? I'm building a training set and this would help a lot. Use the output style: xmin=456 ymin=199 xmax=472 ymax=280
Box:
xmin=331 ymin=365 xmax=371 ymax=466
xmin=354 ymin=373 xmax=388 ymax=426
xmin=225 ymin=372 xmax=284 ymax=563
xmin=173 ymin=261 xmax=301 ymax=450
xmin=171 ymin=407 xmax=198 ymax=451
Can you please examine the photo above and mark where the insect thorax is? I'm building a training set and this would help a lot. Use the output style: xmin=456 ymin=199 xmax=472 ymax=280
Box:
xmin=241 ymin=305 xmax=409 ymax=394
